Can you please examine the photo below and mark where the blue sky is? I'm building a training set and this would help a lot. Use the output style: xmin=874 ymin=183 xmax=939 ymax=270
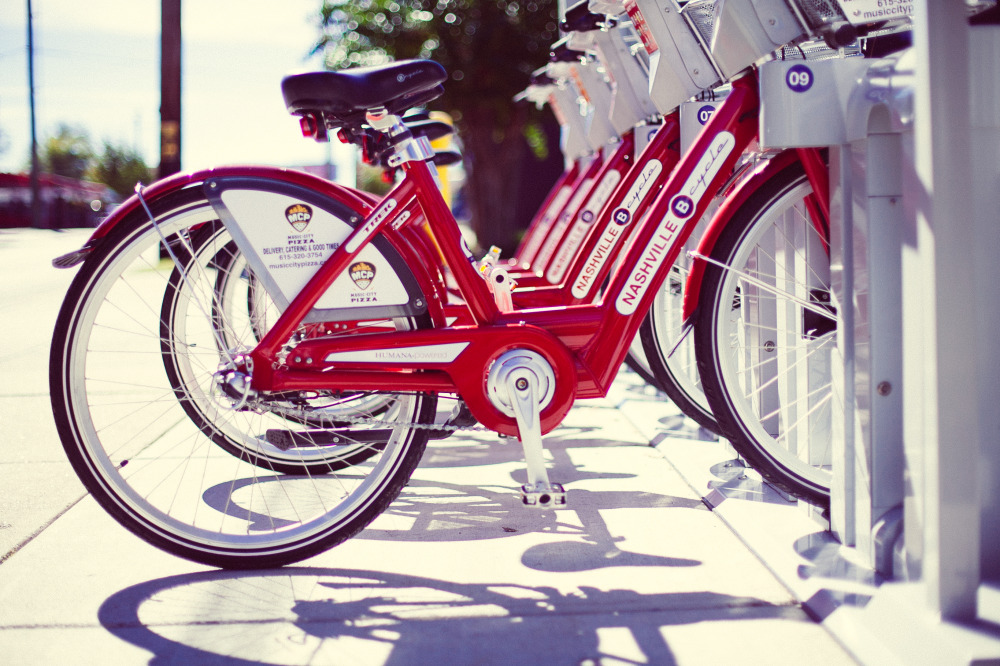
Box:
xmin=0 ymin=0 xmax=354 ymax=179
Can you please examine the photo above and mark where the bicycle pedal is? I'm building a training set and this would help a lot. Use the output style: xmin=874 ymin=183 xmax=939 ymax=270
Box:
xmin=520 ymin=482 xmax=566 ymax=508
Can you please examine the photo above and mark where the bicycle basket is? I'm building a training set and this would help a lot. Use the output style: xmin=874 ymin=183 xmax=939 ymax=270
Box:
xmin=789 ymin=0 xmax=914 ymax=47
xmin=547 ymin=79 xmax=596 ymax=160
xmin=708 ymin=0 xmax=810 ymax=78
xmin=758 ymin=54 xmax=870 ymax=148
xmin=682 ymin=0 xmax=716 ymax=46
xmin=592 ymin=23 xmax=661 ymax=130
xmin=624 ymin=0 xmax=721 ymax=114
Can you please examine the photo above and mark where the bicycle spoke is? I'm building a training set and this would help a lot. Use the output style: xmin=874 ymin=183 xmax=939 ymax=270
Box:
xmin=696 ymin=166 xmax=835 ymax=504
xmin=53 ymin=194 xmax=436 ymax=567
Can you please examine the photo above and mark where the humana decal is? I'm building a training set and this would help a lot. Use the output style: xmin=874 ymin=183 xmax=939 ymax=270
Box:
xmin=324 ymin=342 xmax=469 ymax=364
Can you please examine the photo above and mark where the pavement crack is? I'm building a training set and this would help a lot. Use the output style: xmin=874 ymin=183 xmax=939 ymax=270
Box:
xmin=0 ymin=493 xmax=89 ymax=567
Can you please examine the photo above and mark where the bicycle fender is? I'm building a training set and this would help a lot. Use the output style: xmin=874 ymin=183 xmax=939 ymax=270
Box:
xmin=53 ymin=166 xmax=445 ymax=322
xmin=53 ymin=166 xmax=375 ymax=268
xmin=681 ymin=149 xmax=801 ymax=323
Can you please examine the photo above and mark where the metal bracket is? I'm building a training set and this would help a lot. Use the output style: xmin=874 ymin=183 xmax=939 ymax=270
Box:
xmin=478 ymin=245 xmax=517 ymax=312
xmin=386 ymin=136 xmax=435 ymax=167
xmin=483 ymin=265 xmax=516 ymax=312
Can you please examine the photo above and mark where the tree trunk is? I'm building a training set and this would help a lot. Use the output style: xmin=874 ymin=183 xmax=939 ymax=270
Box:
xmin=459 ymin=103 xmax=531 ymax=255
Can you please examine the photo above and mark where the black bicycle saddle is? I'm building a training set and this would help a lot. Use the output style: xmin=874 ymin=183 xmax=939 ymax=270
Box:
xmin=282 ymin=60 xmax=448 ymax=122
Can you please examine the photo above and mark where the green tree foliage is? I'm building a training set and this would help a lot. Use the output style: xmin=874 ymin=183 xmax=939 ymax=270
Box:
xmin=317 ymin=0 xmax=560 ymax=252
xmin=357 ymin=161 xmax=395 ymax=196
xmin=89 ymin=142 xmax=153 ymax=199
xmin=36 ymin=125 xmax=152 ymax=199
xmin=41 ymin=124 xmax=94 ymax=179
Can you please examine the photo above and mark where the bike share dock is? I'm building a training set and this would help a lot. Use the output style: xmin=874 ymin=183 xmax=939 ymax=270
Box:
xmin=0 ymin=228 xmax=856 ymax=664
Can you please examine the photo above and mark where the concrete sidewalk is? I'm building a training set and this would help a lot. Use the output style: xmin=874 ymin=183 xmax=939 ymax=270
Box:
xmin=0 ymin=228 xmax=862 ymax=665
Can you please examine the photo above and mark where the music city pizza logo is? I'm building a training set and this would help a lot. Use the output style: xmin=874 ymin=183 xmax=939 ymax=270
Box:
xmin=349 ymin=261 xmax=376 ymax=290
xmin=285 ymin=203 xmax=313 ymax=232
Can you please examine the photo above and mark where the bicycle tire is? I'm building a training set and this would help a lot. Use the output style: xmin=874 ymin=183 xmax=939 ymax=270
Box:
xmin=693 ymin=163 xmax=835 ymax=506
xmin=623 ymin=333 xmax=663 ymax=390
xmin=640 ymin=265 xmax=720 ymax=433
xmin=50 ymin=187 xmax=437 ymax=568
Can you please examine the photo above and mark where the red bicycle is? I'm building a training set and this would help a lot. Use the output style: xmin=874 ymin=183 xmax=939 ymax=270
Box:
xmin=49 ymin=53 xmax=840 ymax=568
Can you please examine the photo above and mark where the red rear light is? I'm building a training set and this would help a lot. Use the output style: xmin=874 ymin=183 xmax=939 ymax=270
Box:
xmin=299 ymin=115 xmax=317 ymax=138
xmin=336 ymin=129 xmax=351 ymax=144
xmin=361 ymin=135 xmax=373 ymax=164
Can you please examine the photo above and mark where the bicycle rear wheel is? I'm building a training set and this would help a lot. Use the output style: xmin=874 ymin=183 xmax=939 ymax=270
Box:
xmin=160 ymin=220 xmax=397 ymax=474
xmin=694 ymin=163 xmax=836 ymax=506
xmin=50 ymin=189 xmax=437 ymax=568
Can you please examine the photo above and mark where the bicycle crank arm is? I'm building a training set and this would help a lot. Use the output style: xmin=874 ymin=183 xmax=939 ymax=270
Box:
xmin=487 ymin=350 xmax=566 ymax=508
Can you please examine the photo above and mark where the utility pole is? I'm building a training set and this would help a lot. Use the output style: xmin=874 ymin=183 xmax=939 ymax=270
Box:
xmin=159 ymin=0 xmax=181 ymax=178
xmin=27 ymin=0 xmax=41 ymax=228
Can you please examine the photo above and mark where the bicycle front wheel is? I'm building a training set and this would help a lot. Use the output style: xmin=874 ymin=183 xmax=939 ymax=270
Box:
xmin=50 ymin=189 xmax=437 ymax=568
xmin=694 ymin=163 xmax=836 ymax=506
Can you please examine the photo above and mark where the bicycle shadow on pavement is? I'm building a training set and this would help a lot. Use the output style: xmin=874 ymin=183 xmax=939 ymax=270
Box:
xmin=202 ymin=427 xmax=706 ymax=574
xmin=202 ymin=472 xmax=704 ymax=573
xmin=97 ymin=567 xmax=800 ymax=666
xmin=416 ymin=422 xmax=628 ymax=470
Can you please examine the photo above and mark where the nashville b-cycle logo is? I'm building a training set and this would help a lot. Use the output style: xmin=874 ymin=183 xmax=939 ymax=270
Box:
xmin=285 ymin=204 xmax=313 ymax=232
xmin=349 ymin=261 xmax=376 ymax=290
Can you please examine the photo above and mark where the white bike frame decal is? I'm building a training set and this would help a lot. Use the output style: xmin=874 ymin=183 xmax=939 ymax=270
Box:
xmin=390 ymin=209 xmax=412 ymax=230
xmin=616 ymin=132 xmax=735 ymax=315
xmin=571 ymin=159 xmax=662 ymax=299
xmin=546 ymin=168 xmax=622 ymax=283
xmin=533 ymin=178 xmax=594 ymax=270
xmin=346 ymin=197 xmax=397 ymax=253
xmin=519 ymin=184 xmax=573 ymax=264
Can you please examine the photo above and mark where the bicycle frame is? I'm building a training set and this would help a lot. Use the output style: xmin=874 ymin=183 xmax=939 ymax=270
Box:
xmin=402 ymin=115 xmax=681 ymax=313
xmin=511 ymin=116 xmax=680 ymax=307
xmin=62 ymin=70 xmax=827 ymax=443
xmin=243 ymin=71 xmax=769 ymax=437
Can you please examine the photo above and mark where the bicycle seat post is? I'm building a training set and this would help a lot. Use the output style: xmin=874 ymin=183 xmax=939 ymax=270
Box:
xmin=365 ymin=107 xmax=435 ymax=168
